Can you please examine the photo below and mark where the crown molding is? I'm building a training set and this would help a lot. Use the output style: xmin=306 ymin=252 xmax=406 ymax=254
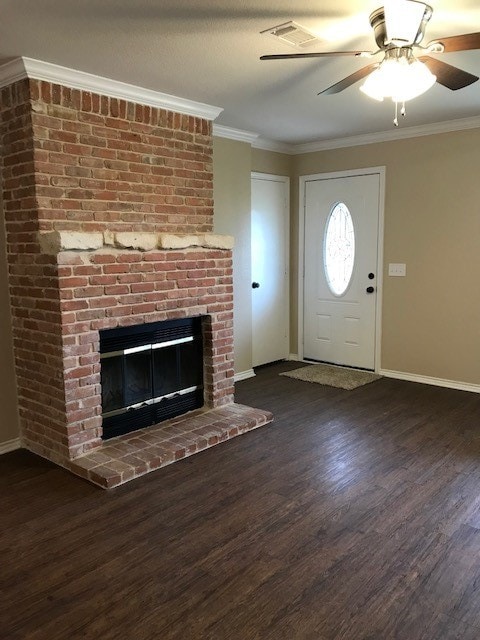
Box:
xmin=212 ymin=124 xmax=258 ymax=143
xmin=2 ymin=57 xmax=478 ymax=150
xmin=0 ymin=57 xmax=224 ymax=121
xmin=252 ymin=137 xmax=295 ymax=154
xmin=216 ymin=115 xmax=480 ymax=156
xmin=0 ymin=57 xmax=28 ymax=86
xmin=292 ymin=116 xmax=480 ymax=154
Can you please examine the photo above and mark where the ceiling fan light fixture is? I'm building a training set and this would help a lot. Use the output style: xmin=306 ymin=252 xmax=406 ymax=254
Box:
xmin=384 ymin=0 xmax=431 ymax=46
xmin=360 ymin=49 xmax=436 ymax=103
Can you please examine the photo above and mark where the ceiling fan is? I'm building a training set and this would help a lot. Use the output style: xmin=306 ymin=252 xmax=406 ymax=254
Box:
xmin=260 ymin=0 xmax=480 ymax=125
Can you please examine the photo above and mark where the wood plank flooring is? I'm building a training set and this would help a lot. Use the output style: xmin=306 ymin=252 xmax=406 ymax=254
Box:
xmin=2 ymin=361 xmax=480 ymax=639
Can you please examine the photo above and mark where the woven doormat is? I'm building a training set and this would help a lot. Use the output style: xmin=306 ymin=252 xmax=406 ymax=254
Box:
xmin=280 ymin=363 xmax=381 ymax=390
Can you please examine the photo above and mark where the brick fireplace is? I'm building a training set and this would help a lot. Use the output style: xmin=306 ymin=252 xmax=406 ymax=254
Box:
xmin=0 ymin=71 xmax=272 ymax=487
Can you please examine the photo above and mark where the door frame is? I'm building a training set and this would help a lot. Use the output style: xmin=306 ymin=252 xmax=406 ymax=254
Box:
xmin=251 ymin=172 xmax=290 ymax=366
xmin=298 ymin=167 xmax=385 ymax=372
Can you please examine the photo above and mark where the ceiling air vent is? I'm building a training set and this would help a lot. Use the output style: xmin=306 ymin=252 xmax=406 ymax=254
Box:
xmin=261 ymin=21 xmax=321 ymax=49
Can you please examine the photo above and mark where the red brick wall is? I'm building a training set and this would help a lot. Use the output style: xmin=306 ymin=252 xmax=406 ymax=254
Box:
xmin=30 ymin=79 xmax=214 ymax=234
xmin=1 ymin=79 xmax=68 ymax=462
xmin=0 ymin=78 xmax=233 ymax=465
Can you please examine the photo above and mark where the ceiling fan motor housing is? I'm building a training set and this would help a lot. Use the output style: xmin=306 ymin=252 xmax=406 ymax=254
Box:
xmin=369 ymin=4 xmax=433 ymax=48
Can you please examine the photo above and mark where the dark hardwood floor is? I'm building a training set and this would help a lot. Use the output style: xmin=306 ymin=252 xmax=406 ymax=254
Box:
xmin=2 ymin=361 xmax=480 ymax=639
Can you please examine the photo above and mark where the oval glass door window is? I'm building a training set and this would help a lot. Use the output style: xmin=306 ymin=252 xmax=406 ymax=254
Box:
xmin=324 ymin=202 xmax=355 ymax=296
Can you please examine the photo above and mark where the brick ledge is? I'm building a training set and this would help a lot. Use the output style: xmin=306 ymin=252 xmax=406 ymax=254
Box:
xmin=38 ymin=231 xmax=234 ymax=254
xmin=69 ymin=403 xmax=273 ymax=489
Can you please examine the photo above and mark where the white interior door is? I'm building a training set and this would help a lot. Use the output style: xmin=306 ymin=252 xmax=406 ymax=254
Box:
xmin=251 ymin=174 xmax=289 ymax=368
xmin=303 ymin=173 xmax=380 ymax=370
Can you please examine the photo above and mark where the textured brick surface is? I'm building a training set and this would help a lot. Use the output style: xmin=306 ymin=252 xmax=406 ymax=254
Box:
xmin=70 ymin=404 xmax=273 ymax=488
xmin=28 ymin=79 xmax=214 ymax=235
xmin=57 ymin=246 xmax=235 ymax=459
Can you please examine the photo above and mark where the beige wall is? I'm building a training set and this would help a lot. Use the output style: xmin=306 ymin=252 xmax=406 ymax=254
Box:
xmin=251 ymin=147 xmax=292 ymax=176
xmin=213 ymin=137 xmax=253 ymax=375
xmin=0 ymin=195 xmax=20 ymax=445
xmin=293 ymin=129 xmax=480 ymax=385
xmin=213 ymin=141 xmax=293 ymax=375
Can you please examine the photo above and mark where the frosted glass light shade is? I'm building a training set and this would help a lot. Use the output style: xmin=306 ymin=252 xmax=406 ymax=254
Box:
xmin=360 ymin=56 xmax=436 ymax=102
xmin=392 ymin=59 xmax=436 ymax=101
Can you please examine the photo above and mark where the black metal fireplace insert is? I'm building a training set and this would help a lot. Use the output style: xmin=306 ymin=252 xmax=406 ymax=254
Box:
xmin=99 ymin=316 xmax=204 ymax=440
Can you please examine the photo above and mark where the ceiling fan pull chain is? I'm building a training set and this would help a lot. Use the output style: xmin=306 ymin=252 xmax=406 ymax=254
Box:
xmin=393 ymin=101 xmax=399 ymax=127
xmin=401 ymin=101 xmax=406 ymax=117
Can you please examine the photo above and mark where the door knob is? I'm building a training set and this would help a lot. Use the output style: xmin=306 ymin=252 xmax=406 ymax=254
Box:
xmin=366 ymin=286 xmax=375 ymax=293
xmin=252 ymin=282 xmax=260 ymax=289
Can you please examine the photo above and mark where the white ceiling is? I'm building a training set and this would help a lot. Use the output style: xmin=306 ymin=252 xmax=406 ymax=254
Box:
xmin=1 ymin=0 xmax=479 ymax=144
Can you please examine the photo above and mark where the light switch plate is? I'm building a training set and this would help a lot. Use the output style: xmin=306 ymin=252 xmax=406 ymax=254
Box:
xmin=389 ymin=263 xmax=406 ymax=277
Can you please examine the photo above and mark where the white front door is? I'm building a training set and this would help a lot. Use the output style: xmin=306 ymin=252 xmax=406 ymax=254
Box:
xmin=303 ymin=172 xmax=381 ymax=370
xmin=251 ymin=173 xmax=289 ymax=367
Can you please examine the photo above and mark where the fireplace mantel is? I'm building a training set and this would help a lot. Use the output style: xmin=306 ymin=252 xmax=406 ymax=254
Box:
xmin=38 ymin=231 xmax=234 ymax=254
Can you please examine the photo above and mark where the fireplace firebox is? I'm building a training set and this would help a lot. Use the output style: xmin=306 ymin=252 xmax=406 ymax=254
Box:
xmin=100 ymin=317 xmax=205 ymax=439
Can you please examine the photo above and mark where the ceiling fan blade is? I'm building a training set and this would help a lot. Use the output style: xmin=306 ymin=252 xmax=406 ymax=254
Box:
xmin=419 ymin=56 xmax=479 ymax=90
xmin=427 ymin=32 xmax=480 ymax=53
xmin=318 ymin=63 xmax=380 ymax=95
xmin=260 ymin=51 xmax=373 ymax=60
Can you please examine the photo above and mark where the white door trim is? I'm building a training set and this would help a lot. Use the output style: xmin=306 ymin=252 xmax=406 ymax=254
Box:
xmin=298 ymin=167 xmax=385 ymax=372
xmin=251 ymin=172 xmax=290 ymax=365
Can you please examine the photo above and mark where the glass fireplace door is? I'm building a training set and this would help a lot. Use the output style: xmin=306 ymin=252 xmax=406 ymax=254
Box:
xmin=100 ymin=317 xmax=205 ymax=439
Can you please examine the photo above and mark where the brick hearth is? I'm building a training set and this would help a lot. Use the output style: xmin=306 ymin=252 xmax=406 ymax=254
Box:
xmin=71 ymin=403 xmax=272 ymax=489
xmin=0 ymin=74 xmax=272 ymax=487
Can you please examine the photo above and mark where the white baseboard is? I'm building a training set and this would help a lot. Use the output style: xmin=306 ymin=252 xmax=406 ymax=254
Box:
xmin=234 ymin=369 xmax=256 ymax=382
xmin=379 ymin=369 xmax=480 ymax=394
xmin=288 ymin=353 xmax=302 ymax=361
xmin=0 ymin=437 xmax=21 ymax=455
